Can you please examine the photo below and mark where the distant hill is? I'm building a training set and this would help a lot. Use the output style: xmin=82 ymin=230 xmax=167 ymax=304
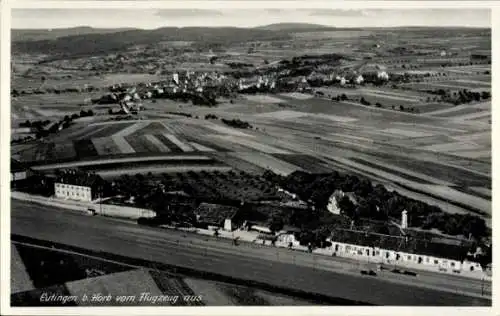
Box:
xmin=255 ymin=23 xmax=331 ymax=31
xmin=12 ymin=27 xmax=138 ymax=42
xmin=12 ymin=24 xmax=489 ymax=60
xmin=12 ymin=27 xmax=292 ymax=59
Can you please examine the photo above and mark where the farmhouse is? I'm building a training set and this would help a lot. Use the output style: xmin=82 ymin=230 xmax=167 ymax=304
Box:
xmin=194 ymin=203 xmax=242 ymax=231
xmin=54 ymin=170 xmax=104 ymax=202
xmin=328 ymin=228 xmax=484 ymax=276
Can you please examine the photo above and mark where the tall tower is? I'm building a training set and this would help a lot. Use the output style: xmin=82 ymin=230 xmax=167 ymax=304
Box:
xmin=401 ymin=210 xmax=408 ymax=229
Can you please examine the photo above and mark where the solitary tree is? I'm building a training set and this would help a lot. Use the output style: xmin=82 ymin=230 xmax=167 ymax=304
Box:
xmin=338 ymin=196 xmax=356 ymax=219
xmin=268 ymin=215 xmax=285 ymax=234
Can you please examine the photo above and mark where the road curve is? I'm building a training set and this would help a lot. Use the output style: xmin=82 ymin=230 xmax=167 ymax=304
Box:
xmin=11 ymin=199 xmax=491 ymax=306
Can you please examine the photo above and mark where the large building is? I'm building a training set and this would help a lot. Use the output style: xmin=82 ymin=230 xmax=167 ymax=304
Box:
xmin=54 ymin=170 xmax=103 ymax=202
xmin=11 ymin=159 xmax=30 ymax=183
xmin=327 ymin=228 xmax=484 ymax=276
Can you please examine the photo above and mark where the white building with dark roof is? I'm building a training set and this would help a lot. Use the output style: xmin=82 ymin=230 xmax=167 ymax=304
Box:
xmin=327 ymin=228 xmax=486 ymax=278
xmin=54 ymin=170 xmax=103 ymax=202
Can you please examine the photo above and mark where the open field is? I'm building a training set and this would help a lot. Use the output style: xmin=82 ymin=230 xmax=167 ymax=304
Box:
xmin=12 ymin=73 xmax=162 ymax=91
xmin=256 ymin=110 xmax=308 ymax=120
xmin=432 ymin=107 xmax=486 ymax=118
xmin=360 ymin=91 xmax=422 ymax=103
xmin=189 ymin=142 xmax=215 ymax=152
xmin=210 ymin=135 xmax=291 ymax=154
xmin=257 ymin=110 xmax=358 ymax=123
xmin=453 ymin=79 xmax=491 ymax=87
xmin=279 ymin=92 xmax=314 ymax=100
xmin=414 ymin=184 xmax=491 ymax=215
xmin=144 ymin=134 xmax=171 ymax=152
xmin=388 ymin=135 xmax=455 ymax=147
xmin=209 ymin=152 xmax=267 ymax=174
xmin=363 ymin=153 xmax=490 ymax=189
xmin=243 ymin=94 xmax=284 ymax=104
xmin=444 ymin=66 xmax=491 ymax=75
xmin=424 ymin=101 xmax=490 ymax=116
xmin=381 ymin=128 xmax=435 ymax=138
xmin=230 ymin=152 xmax=302 ymax=176
xmin=91 ymin=137 xmax=122 ymax=156
xmin=402 ymin=82 xmax=490 ymax=92
xmin=349 ymin=157 xmax=454 ymax=186
xmin=449 ymin=149 xmax=490 ymax=160
xmin=203 ymin=123 xmax=255 ymax=138
xmin=451 ymin=111 xmax=491 ymax=122
xmin=272 ymin=154 xmax=334 ymax=174
xmin=410 ymin=103 xmax=456 ymax=114
xmin=419 ymin=141 xmax=479 ymax=153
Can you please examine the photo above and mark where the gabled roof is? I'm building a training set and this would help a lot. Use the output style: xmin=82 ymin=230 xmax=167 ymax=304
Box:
xmin=56 ymin=170 xmax=102 ymax=188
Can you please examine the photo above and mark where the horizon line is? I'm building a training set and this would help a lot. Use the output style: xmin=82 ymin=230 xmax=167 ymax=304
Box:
xmin=12 ymin=24 xmax=492 ymax=31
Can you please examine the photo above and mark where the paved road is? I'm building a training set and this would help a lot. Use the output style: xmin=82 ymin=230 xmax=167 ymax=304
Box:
xmin=11 ymin=199 xmax=491 ymax=306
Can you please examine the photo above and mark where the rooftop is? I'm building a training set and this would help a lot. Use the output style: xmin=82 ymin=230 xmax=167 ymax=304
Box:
xmin=330 ymin=228 xmax=471 ymax=261
xmin=56 ymin=170 xmax=102 ymax=188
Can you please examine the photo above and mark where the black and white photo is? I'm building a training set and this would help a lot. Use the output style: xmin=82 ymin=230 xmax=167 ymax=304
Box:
xmin=3 ymin=2 xmax=494 ymax=312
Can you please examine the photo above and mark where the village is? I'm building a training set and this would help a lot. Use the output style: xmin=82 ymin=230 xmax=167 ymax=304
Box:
xmin=10 ymin=19 xmax=492 ymax=306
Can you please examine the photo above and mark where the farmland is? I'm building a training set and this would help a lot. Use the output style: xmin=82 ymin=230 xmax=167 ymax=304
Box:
xmin=12 ymin=90 xmax=491 ymax=218
xmin=11 ymin=24 xmax=491 ymax=248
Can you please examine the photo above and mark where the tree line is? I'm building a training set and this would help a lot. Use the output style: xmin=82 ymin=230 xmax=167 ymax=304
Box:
xmin=264 ymin=170 xmax=489 ymax=241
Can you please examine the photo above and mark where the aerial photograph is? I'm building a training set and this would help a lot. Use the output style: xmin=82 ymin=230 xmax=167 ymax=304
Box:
xmin=9 ymin=7 xmax=492 ymax=307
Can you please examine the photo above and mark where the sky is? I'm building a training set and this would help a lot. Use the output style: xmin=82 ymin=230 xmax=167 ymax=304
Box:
xmin=12 ymin=8 xmax=491 ymax=29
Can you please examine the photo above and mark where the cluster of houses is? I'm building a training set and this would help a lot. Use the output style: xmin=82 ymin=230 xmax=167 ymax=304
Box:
xmin=87 ymin=66 xmax=394 ymax=113
xmin=192 ymin=196 xmax=486 ymax=278
xmin=187 ymin=195 xmax=486 ymax=277
xmin=11 ymin=162 xmax=488 ymax=278
xmin=90 ymin=70 xmax=239 ymax=112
